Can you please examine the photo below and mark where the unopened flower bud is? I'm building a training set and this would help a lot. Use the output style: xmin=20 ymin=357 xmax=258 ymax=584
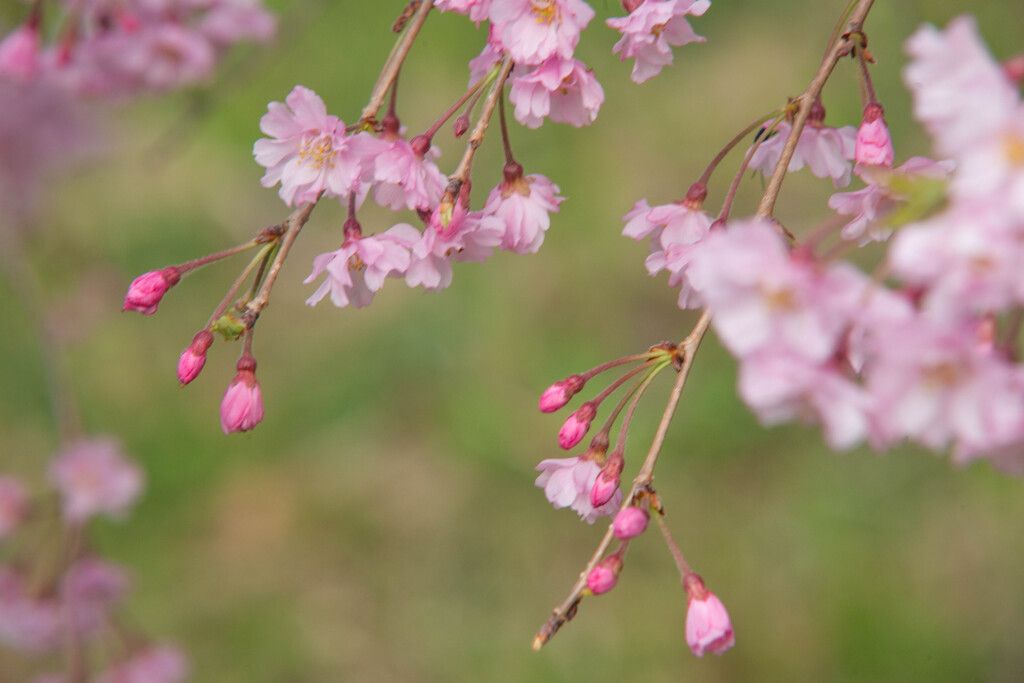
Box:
xmin=220 ymin=354 xmax=264 ymax=434
xmin=683 ymin=573 xmax=735 ymax=657
xmin=612 ymin=506 xmax=649 ymax=540
xmin=586 ymin=554 xmax=623 ymax=595
xmin=122 ymin=267 xmax=181 ymax=315
xmin=590 ymin=448 xmax=623 ymax=506
xmin=538 ymin=374 xmax=586 ymax=412
xmin=452 ymin=114 xmax=470 ymax=138
xmin=177 ymin=330 xmax=214 ymax=386
xmin=558 ymin=402 xmax=596 ymax=450
xmin=855 ymin=103 xmax=894 ymax=167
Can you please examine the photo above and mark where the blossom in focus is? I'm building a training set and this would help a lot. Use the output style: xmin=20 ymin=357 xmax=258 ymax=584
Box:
xmin=612 ymin=506 xmax=649 ymax=540
xmin=538 ymin=374 xmax=585 ymax=412
xmin=253 ymin=85 xmax=373 ymax=206
xmin=221 ymin=355 xmax=264 ymax=434
xmin=49 ymin=437 xmax=143 ymax=523
xmin=369 ymin=127 xmax=446 ymax=212
xmin=747 ymin=119 xmax=858 ymax=188
xmin=684 ymin=574 xmax=735 ymax=657
xmin=489 ymin=0 xmax=595 ymax=65
xmin=436 ymin=0 xmax=493 ymax=24
xmin=483 ymin=165 xmax=565 ymax=254
xmin=0 ymin=476 xmax=29 ymax=538
xmin=123 ymin=267 xmax=181 ymax=315
xmin=586 ymin=555 xmax=623 ymax=594
xmin=606 ymin=0 xmax=710 ymax=84
xmin=178 ymin=330 xmax=215 ymax=385
xmin=558 ymin=402 xmax=597 ymax=449
xmin=304 ymin=225 xmax=417 ymax=308
xmin=509 ymin=57 xmax=604 ymax=129
xmin=535 ymin=454 xmax=622 ymax=523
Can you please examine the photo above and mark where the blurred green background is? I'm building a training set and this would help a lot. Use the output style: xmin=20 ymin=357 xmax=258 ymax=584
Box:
xmin=3 ymin=1 xmax=1024 ymax=681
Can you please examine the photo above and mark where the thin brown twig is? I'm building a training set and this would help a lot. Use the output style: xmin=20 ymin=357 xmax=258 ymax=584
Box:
xmin=242 ymin=200 xmax=317 ymax=327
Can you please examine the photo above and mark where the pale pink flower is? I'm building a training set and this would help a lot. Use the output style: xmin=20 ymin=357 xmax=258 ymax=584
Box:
xmin=253 ymin=86 xmax=371 ymax=206
xmin=534 ymin=455 xmax=622 ymax=523
xmin=123 ymin=267 xmax=181 ymax=315
xmin=483 ymin=166 xmax=565 ymax=254
xmin=538 ymin=375 xmax=585 ymax=412
xmin=468 ymin=39 xmax=504 ymax=85
xmin=489 ymin=0 xmax=595 ymax=65
xmin=748 ymin=120 xmax=858 ymax=188
xmin=0 ymin=476 xmax=29 ymax=538
xmin=855 ymin=103 xmax=894 ymax=167
xmin=221 ymin=355 xmax=264 ymax=434
xmin=0 ymin=569 xmax=61 ymax=652
xmin=62 ymin=558 xmax=130 ymax=636
xmin=684 ymin=575 xmax=735 ymax=657
xmin=606 ymin=0 xmax=710 ymax=84
xmin=370 ymin=136 xmax=446 ymax=212
xmin=177 ymin=330 xmax=214 ymax=385
xmin=586 ymin=555 xmax=622 ymax=594
xmin=303 ymin=225 xmax=416 ymax=308
xmin=405 ymin=209 xmax=504 ymax=291
xmin=828 ymin=156 xmax=955 ymax=244
xmin=687 ymin=218 xmax=868 ymax=363
xmin=49 ymin=437 xmax=143 ymax=523
xmin=436 ymin=0 xmax=492 ymax=24
xmin=0 ymin=24 xmax=40 ymax=82
xmin=612 ymin=506 xmax=649 ymax=540
xmin=509 ymin=56 xmax=604 ymax=129
xmin=903 ymin=16 xmax=1018 ymax=157
xmin=95 ymin=643 xmax=189 ymax=683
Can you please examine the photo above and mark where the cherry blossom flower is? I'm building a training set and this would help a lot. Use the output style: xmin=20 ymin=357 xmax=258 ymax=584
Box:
xmin=0 ymin=476 xmax=29 ymax=538
xmin=559 ymin=402 xmax=596 ymax=449
xmin=436 ymin=0 xmax=493 ymax=24
xmin=490 ymin=0 xmax=595 ymax=66
xmin=49 ymin=437 xmax=143 ymax=523
xmin=509 ymin=56 xmax=604 ymax=129
xmin=606 ymin=0 xmax=710 ymax=84
xmin=483 ymin=164 xmax=565 ymax=254
xmin=178 ymin=330 xmax=215 ymax=385
xmin=683 ymin=574 xmax=735 ymax=657
xmin=123 ymin=267 xmax=181 ymax=315
xmin=304 ymin=225 xmax=416 ymax=308
xmin=221 ymin=355 xmax=264 ymax=434
xmin=538 ymin=374 xmax=585 ymax=412
xmin=534 ymin=454 xmax=622 ymax=523
xmin=404 ymin=209 xmax=504 ymax=291
xmin=612 ymin=506 xmax=649 ymax=540
xmin=855 ymin=102 xmax=894 ymax=167
xmin=748 ymin=118 xmax=858 ymax=188
xmin=369 ymin=135 xmax=446 ymax=212
xmin=253 ymin=86 xmax=373 ymax=206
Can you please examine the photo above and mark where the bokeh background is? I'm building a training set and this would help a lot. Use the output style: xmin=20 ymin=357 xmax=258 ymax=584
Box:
xmin=3 ymin=1 xmax=1024 ymax=681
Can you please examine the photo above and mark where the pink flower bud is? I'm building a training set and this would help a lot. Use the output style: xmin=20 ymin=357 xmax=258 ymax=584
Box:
xmin=538 ymin=374 xmax=585 ymax=412
xmin=586 ymin=555 xmax=623 ymax=595
xmin=683 ymin=574 xmax=735 ymax=657
xmin=590 ymin=448 xmax=623 ymax=507
xmin=612 ymin=507 xmax=649 ymax=540
xmin=123 ymin=267 xmax=181 ymax=315
xmin=452 ymin=114 xmax=470 ymax=138
xmin=177 ymin=330 xmax=214 ymax=386
xmin=558 ymin=402 xmax=596 ymax=450
xmin=0 ymin=476 xmax=29 ymax=538
xmin=0 ymin=24 xmax=40 ymax=82
xmin=220 ymin=355 xmax=264 ymax=434
xmin=855 ymin=103 xmax=894 ymax=167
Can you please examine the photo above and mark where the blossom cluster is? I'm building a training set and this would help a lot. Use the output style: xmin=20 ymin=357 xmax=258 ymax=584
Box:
xmin=624 ymin=16 xmax=1024 ymax=472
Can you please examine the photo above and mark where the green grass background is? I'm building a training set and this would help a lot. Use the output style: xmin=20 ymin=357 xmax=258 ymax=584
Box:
xmin=3 ymin=1 xmax=1024 ymax=681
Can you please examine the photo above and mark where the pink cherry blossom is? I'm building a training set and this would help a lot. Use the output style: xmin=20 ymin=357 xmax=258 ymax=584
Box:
xmin=748 ymin=120 xmax=858 ymax=188
xmin=405 ymin=209 xmax=504 ymax=291
xmin=903 ymin=15 xmax=1018 ymax=157
xmin=0 ymin=476 xmax=28 ymax=538
xmin=483 ymin=165 xmax=565 ymax=254
xmin=855 ymin=103 xmax=894 ymax=167
xmin=94 ymin=644 xmax=190 ymax=683
xmin=489 ymin=0 xmax=595 ymax=66
xmin=49 ymin=437 xmax=144 ymax=523
xmin=0 ymin=568 xmax=61 ymax=652
xmin=436 ymin=0 xmax=493 ymax=24
xmin=534 ymin=455 xmax=622 ymax=523
xmin=0 ymin=24 xmax=40 ymax=82
xmin=177 ymin=330 xmax=214 ymax=385
xmin=586 ymin=555 xmax=623 ymax=594
xmin=539 ymin=374 xmax=585 ymax=412
xmin=558 ymin=402 xmax=596 ymax=449
xmin=684 ymin=575 xmax=735 ymax=657
xmin=370 ymin=135 xmax=446 ymax=212
xmin=221 ymin=355 xmax=264 ymax=434
xmin=606 ymin=0 xmax=710 ymax=84
xmin=123 ymin=267 xmax=181 ymax=315
xmin=509 ymin=56 xmax=604 ymax=129
xmin=612 ymin=506 xmax=649 ymax=540
xmin=304 ymin=225 xmax=416 ymax=308
xmin=253 ymin=86 xmax=372 ymax=206
xmin=828 ymin=156 xmax=955 ymax=244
